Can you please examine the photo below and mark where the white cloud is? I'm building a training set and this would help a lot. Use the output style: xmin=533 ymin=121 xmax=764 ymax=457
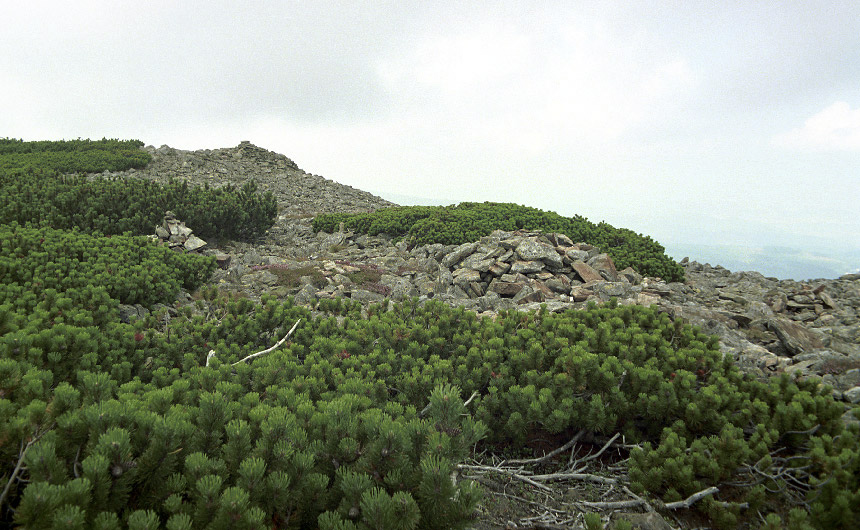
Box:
xmin=375 ymin=16 xmax=696 ymax=157
xmin=773 ymin=101 xmax=860 ymax=151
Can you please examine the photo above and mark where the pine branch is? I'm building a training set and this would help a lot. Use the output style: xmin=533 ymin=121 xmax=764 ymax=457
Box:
xmin=419 ymin=390 xmax=479 ymax=418
xmin=0 ymin=427 xmax=51 ymax=510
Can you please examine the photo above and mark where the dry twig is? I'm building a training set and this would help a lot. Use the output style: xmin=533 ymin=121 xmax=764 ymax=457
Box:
xmin=570 ymin=432 xmax=620 ymax=468
xmin=206 ymin=318 xmax=301 ymax=367
xmin=504 ymin=430 xmax=584 ymax=466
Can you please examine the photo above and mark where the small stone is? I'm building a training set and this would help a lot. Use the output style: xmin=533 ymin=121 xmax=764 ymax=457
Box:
xmin=819 ymin=291 xmax=838 ymax=309
xmin=488 ymin=261 xmax=511 ymax=276
xmin=545 ymin=276 xmax=571 ymax=293
xmin=453 ymin=268 xmax=482 ymax=287
xmin=565 ymin=248 xmax=589 ymax=262
xmin=442 ymin=242 xmax=478 ymax=268
xmin=767 ymin=317 xmax=827 ymax=356
xmin=570 ymin=287 xmax=592 ymax=302
xmin=516 ymin=239 xmax=564 ymax=268
xmin=215 ymin=253 xmax=232 ymax=269
xmin=587 ymin=253 xmax=619 ymax=281
xmin=619 ymin=266 xmax=642 ymax=285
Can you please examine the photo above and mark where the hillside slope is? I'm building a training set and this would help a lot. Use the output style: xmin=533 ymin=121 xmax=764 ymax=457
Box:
xmin=5 ymin=140 xmax=858 ymax=529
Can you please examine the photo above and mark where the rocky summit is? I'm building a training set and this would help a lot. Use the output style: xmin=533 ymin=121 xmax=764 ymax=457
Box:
xmin=115 ymin=142 xmax=860 ymax=418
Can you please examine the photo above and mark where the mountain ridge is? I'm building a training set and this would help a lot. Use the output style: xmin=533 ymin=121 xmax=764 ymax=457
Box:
xmin=111 ymin=142 xmax=860 ymax=403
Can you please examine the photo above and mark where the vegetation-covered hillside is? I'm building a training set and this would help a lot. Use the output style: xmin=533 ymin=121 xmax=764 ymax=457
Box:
xmin=0 ymin=138 xmax=152 ymax=173
xmin=0 ymin=138 xmax=278 ymax=242
xmin=0 ymin=140 xmax=857 ymax=529
xmin=313 ymin=202 xmax=685 ymax=282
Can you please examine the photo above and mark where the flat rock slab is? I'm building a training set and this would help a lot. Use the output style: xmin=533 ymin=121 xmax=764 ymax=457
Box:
xmin=488 ymin=280 xmax=525 ymax=296
xmin=516 ymin=239 xmax=563 ymax=268
xmin=572 ymin=261 xmax=603 ymax=283
xmin=510 ymin=260 xmax=545 ymax=274
xmin=767 ymin=317 xmax=827 ymax=356
xmin=442 ymin=242 xmax=478 ymax=268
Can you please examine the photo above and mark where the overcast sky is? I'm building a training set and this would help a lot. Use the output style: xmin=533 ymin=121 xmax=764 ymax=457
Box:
xmin=2 ymin=1 xmax=859 ymax=267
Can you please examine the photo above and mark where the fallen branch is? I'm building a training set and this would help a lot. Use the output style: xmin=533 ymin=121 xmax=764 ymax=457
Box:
xmin=504 ymin=430 xmax=584 ymax=466
xmin=530 ymin=471 xmax=618 ymax=485
xmin=579 ymin=485 xmax=719 ymax=511
xmin=206 ymin=319 xmax=301 ymax=367
xmin=570 ymin=432 xmax=620 ymax=469
xmin=661 ymin=486 xmax=719 ymax=510
xmin=457 ymin=464 xmax=552 ymax=492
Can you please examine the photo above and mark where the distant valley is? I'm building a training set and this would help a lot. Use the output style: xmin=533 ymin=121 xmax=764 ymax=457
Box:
xmin=663 ymin=242 xmax=859 ymax=281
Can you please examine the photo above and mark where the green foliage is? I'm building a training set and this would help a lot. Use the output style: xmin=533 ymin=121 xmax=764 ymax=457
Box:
xmin=583 ymin=511 xmax=603 ymax=530
xmin=0 ymin=168 xmax=277 ymax=242
xmin=313 ymin=202 xmax=684 ymax=281
xmin=0 ymin=138 xmax=151 ymax=173
xmin=0 ymin=137 xmax=277 ymax=242
xmin=4 ymin=286 xmax=856 ymax=527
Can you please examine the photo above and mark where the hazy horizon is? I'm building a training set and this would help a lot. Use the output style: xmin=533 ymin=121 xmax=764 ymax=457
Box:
xmin=368 ymin=188 xmax=857 ymax=281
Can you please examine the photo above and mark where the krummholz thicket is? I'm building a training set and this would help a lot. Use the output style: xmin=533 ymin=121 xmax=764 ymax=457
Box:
xmin=1 ymin=139 xmax=858 ymax=529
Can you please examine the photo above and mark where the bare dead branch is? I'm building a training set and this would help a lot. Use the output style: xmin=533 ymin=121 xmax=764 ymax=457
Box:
xmin=530 ymin=471 xmax=618 ymax=485
xmin=570 ymin=432 xmax=620 ymax=469
xmin=579 ymin=485 xmax=719 ymax=512
xmin=205 ymin=319 xmax=301 ymax=367
xmin=457 ymin=464 xmax=552 ymax=492
xmin=661 ymin=486 xmax=719 ymax=510
xmin=504 ymin=430 xmax=584 ymax=466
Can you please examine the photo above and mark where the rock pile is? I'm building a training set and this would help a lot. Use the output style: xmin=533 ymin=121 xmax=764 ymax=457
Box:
xmin=426 ymin=229 xmax=641 ymax=306
xmin=151 ymin=211 xmax=207 ymax=252
xmin=202 ymin=228 xmax=860 ymax=412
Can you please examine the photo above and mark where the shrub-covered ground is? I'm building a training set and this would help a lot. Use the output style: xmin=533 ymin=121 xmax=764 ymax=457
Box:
xmin=0 ymin=139 xmax=277 ymax=241
xmin=0 ymin=138 xmax=152 ymax=173
xmin=2 ymin=235 xmax=858 ymax=527
xmin=313 ymin=202 xmax=685 ymax=282
xmin=1 ymin=141 xmax=857 ymax=529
